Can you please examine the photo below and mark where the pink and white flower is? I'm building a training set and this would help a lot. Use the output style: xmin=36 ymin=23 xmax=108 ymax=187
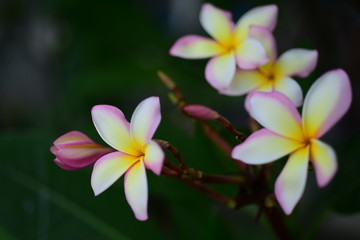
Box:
xmin=170 ymin=3 xmax=278 ymax=92
xmin=231 ymin=69 xmax=352 ymax=214
xmin=221 ymin=26 xmax=318 ymax=107
xmin=51 ymin=131 xmax=114 ymax=170
xmin=90 ymin=97 xmax=164 ymax=221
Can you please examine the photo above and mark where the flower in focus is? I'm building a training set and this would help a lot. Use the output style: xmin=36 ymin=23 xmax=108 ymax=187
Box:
xmin=232 ymin=69 xmax=352 ymax=214
xmin=221 ymin=26 xmax=318 ymax=107
xmin=170 ymin=3 xmax=278 ymax=92
xmin=51 ymin=131 xmax=114 ymax=170
xmin=91 ymin=97 xmax=164 ymax=221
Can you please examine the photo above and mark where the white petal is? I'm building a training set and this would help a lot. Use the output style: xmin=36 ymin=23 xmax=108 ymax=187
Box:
xmin=275 ymin=49 xmax=318 ymax=77
xmin=274 ymin=77 xmax=303 ymax=107
xmin=275 ymin=146 xmax=309 ymax=215
xmin=302 ymin=69 xmax=352 ymax=138
xmin=91 ymin=152 xmax=138 ymax=196
xmin=92 ymin=105 xmax=139 ymax=155
xmin=205 ymin=52 xmax=236 ymax=90
xmin=232 ymin=128 xmax=304 ymax=164
xmin=249 ymin=92 xmax=304 ymax=141
xmin=124 ymin=161 xmax=148 ymax=221
xmin=143 ymin=141 xmax=164 ymax=175
xmin=220 ymin=69 xmax=266 ymax=96
xmin=169 ymin=35 xmax=223 ymax=59
xmin=234 ymin=4 xmax=278 ymax=40
xmin=235 ymin=38 xmax=269 ymax=69
xmin=130 ymin=97 xmax=161 ymax=149
xmin=200 ymin=3 xmax=234 ymax=45
xmin=249 ymin=25 xmax=277 ymax=61
xmin=310 ymin=139 xmax=337 ymax=187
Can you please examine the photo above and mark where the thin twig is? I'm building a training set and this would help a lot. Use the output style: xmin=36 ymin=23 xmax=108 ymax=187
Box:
xmin=181 ymin=179 xmax=235 ymax=207
xmin=263 ymin=207 xmax=291 ymax=240
xmin=216 ymin=116 xmax=245 ymax=141
xmin=157 ymin=71 xmax=186 ymax=107
xmin=200 ymin=121 xmax=247 ymax=171
xmin=155 ymin=139 xmax=188 ymax=169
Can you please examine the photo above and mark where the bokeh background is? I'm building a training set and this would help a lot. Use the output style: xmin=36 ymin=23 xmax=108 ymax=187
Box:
xmin=0 ymin=0 xmax=359 ymax=239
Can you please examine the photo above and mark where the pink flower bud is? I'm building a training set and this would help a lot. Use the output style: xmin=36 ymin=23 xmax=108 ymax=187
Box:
xmin=182 ymin=104 xmax=219 ymax=120
xmin=51 ymin=131 xmax=114 ymax=170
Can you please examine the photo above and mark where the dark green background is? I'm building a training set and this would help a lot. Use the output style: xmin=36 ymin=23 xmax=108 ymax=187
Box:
xmin=0 ymin=0 xmax=359 ymax=239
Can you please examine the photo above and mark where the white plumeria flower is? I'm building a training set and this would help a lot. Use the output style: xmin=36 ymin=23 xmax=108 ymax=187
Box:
xmin=231 ymin=69 xmax=352 ymax=214
xmin=222 ymin=26 xmax=318 ymax=107
xmin=91 ymin=97 xmax=164 ymax=221
xmin=169 ymin=3 xmax=278 ymax=92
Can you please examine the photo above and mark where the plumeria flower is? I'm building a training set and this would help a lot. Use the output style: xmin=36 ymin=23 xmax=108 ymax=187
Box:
xmin=51 ymin=131 xmax=114 ymax=170
xmin=90 ymin=97 xmax=164 ymax=221
xmin=222 ymin=26 xmax=318 ymax=107
xmin=231 ymin=69 xmax=352 ymax=214
xmin=170 ymin=3 xmax=278 ymax=92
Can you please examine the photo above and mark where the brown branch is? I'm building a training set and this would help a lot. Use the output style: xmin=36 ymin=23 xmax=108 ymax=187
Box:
xmin=200 ymin=121 xmax=247 ymax=171
xmin=199 ymin=173 xmax=245 ymax=185
xmin=181 ymin=179 xmax=235 ymax=207
xmin=263 ymin=206 xmax=291 ymax=240
xmin=216 ymin=116 xmax=245 ymax=141
xmin=157 ymin=71 xmax=186 ymax=107
xmin=155 ymin=139 xmax=188 ymax=169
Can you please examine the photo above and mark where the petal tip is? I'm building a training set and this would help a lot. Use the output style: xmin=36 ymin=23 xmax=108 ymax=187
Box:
xmin=261 ymin=4 xmax=279 ymax=16
xmin=135 ymin=213 xmax=148 ymax=221
xmin=275 ymin=180 xmax=296 ymax=215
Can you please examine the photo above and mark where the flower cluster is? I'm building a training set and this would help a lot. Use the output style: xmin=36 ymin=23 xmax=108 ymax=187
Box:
xmin=51 ymin=3 xmax=352 ymax=222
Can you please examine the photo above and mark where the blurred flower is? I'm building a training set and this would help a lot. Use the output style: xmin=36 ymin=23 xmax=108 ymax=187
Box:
xmin=221 ymin=26 xmax=318 ymax=107
xmin=170 ymin=3 xmax=277 ymax=92
xmin=91 ymin=97 xmax=164 ymax=221
xmin=182 ymin=104 xmax=219 ymax=120
xmin=51 ymin=131 xmax=114 ymax=170
xmin=232 ymin=69 xmax=352 ymax=214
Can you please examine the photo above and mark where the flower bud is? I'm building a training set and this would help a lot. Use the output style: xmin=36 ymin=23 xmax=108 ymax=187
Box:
xmin=182 ymin=104 xmax=219 ymax=120
xmin=51 ymin=131 xmax=114 ymax=170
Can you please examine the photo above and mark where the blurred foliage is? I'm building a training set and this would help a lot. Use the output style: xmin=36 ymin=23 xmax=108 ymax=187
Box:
xmin=0 ymin=0 xmax=359 ymax=239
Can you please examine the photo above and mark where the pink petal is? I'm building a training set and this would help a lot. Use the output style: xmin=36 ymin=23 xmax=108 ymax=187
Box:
xmin=54 ymin=144 xmax=114 ymax=169
xmin=54 ymin=158 xmax=80 ymax=171
xmin=302 ymin=69 xmax=352 ymax=138
xmin=310 ymin=139 xmax=337 ymax=187
xmin=249 ymin=26 xmax=277 ymax=61
xmin=234 ymin=4 xmax=278 ymax=41
xmin=130 ymin=97 xmax=161 ymax=149
xmin=91 ymin=152 xmax=138 ymax=196
xmin=143 ymin=141 xmax=164 ymax=175
xmin=274 ymin=76 xmax=303 ymax=107
xmin=51 ymin=131 xmax=114 ymax=169
xmin=235 ymin=38 xmax=269 ymax=69
xmin=275 ymin=49 xmax=318 ymax=77
xmin=248 ymin=91 xmax=304 ymax=141
xmin=92 ymin=105 xmax=139 ymax=155
xmin=220 ymin=69 xmax=267 ymax=96
xmin=205 ymin=52 xmax=236 ymax=90
xmin=232 ymin=128 xmax=304 ymax=164
xmin=53 ymin=131 xmax=93 ymax=146
xmin=169 ymin=35 xmax=223 ymax=59
xmin=124 ymin=161 xmax=148 ymax=221
xmin=275 ymin=146 xmax=309 ymax=215
xmin=199 ymin=3 xmax=234 ymax=45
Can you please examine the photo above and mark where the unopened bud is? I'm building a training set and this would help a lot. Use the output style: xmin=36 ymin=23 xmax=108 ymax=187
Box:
xmin=182 ymin=104 xmax=219 ymax=120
